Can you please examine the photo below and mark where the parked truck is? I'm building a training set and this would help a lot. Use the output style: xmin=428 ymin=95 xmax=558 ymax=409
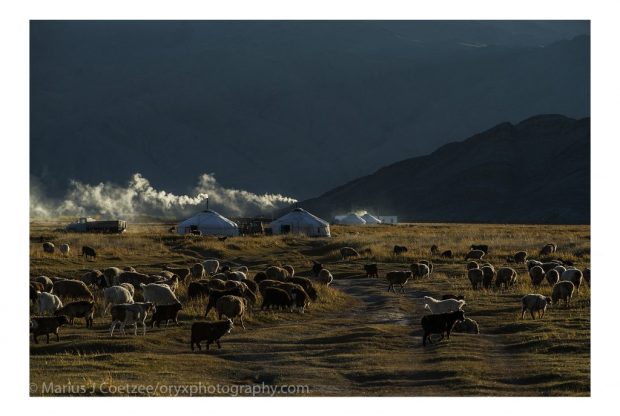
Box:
xmin=66 ymin=217 xmax=127 ymax=233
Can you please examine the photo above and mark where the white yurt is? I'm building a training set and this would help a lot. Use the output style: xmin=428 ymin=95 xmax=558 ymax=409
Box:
xmin=176 ymin=210 xmax=239 ymax=236
xmin=361 ymin=212 xmax=382 ymax=224
xmin=339 ymin=212 xmax=367 ymax=225
xmin=268 ymin=208 xmax=331 ymax=237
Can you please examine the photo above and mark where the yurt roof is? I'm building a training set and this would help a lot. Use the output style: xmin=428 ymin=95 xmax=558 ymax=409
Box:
xmin=271 ymin=208 xmax=329 ymax=227
xmin=340 ymin=212 xmax=367 ymax=224
xmin=178 ymin=209 xmax=238 ymax=229
xmin=361 ymin=213 xmax=382 ymax=224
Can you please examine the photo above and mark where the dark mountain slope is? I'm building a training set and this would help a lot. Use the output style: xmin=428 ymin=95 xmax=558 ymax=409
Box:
xmin=300 ymin=115 xmax=590 ymax=224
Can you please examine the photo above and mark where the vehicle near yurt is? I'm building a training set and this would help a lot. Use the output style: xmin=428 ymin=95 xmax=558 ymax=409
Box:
xmin=267 ymin=208 xmax=330 ymax=237
xmin=176 ymin=210 xmax=239 ymax=236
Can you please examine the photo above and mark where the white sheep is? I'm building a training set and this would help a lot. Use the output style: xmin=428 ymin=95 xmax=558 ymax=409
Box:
xmin=59 ymin=244 xmax=70 ymax=256
xmin=110 ymin=302 xmax=154 ymax=336
xmin=140 ymin=283 xmax=179 ymax=306
xmin=423 ymin=296 xmax=466 ymax=314
xmin=36 ymin=292 xmax=63 ymax=315
xmin=103 ymin=286 xmax=134 ymax=314
xmin=520 ymin=294 xmax=551 ymax=319
xmin=561 ymin=269 xmax=583 ymax=292
xmin=203 ymin=259 xmax=220 ymax=276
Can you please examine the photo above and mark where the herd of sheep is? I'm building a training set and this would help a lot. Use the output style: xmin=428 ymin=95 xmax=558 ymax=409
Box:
xmin=30 ymin=240 xmax=589 ymax=348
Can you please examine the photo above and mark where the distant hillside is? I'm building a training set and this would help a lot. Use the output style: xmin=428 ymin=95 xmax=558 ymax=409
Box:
xmin=300 ymin=115 xmax=590 ymax=224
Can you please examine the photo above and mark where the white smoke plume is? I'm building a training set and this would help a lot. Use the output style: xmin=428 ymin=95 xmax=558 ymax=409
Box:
xmin=30 ymin=173 xmax=297 ymax=219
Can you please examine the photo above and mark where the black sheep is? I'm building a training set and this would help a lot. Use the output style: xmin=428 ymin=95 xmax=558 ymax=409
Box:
xmin=363 ymin=264 xmax=379 ymax=278
xmin=205 ymin=288 xmax=243 ymax=317
xmin=151 ymin=302 xmax=183 ymax=328
xmin=470 ymin=244 xmax=489 ymax=254
xmin=188 ymin=282 xmax=210 ymax=299
xmin=81 ymin=245 xmax=97 ymax=260
xmin=421 ymin=310 xmax=465 ymax=346
xmin=30 ymin=316 xmax=69 ymax=344
xmin=287 ymin=276 xmax=318 ymax=301
xmin=190 ymin=319 xmax=233 ymax=351
xmin=441 ymin=250 xmax=453 ymax=258
xmin=54 ymin=300 xmax=95 ymax=327
xmin=311 ymin=261 xmax=323 ymax=277
xmin=261 ymin=287 xmax=293 ymax=311
xmin=393 ymin=245 xmax=408 ymax=255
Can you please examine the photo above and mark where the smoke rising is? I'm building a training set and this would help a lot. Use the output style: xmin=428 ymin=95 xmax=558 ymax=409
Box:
xmin=30 ymin=173 xmax=297 ymax=219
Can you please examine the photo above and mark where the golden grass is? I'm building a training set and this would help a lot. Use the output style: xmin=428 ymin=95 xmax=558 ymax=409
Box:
xmin=29 ymin=222 xmax=590 ymax=396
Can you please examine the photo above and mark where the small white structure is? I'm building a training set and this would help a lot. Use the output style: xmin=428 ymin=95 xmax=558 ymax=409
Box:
xmin=361 ymin=213 xmax=382 ymax=224
xmin=176 ymin=210 xmax=239 ymax=236
xmin=338 ymin=212 xmax=367 ymax=225
xmin=268 ymin=208 xmax=330 ymax=237
xmin=377 ymin=215 xmax=398 ymax=224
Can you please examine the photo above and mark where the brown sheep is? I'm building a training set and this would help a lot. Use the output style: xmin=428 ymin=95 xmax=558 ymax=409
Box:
xmin=265 ymin=266 xmax=290 ymax=281
xmin=539 ymin=243 xmax=557 ymax=256
xmin=545 ymin=269 xmax=560 ymax=286
xmin=216 ymin=295 xmax=246 ymax=329
xmin=282 ymin=265 xmax=295 ymax=277
xmin=54 ymin=300 xmax=95 ymax=327
xmin=495 ymin=267 xmax=517 ymax=289
xmin=190 ymin=319 xmax=233 ymax=351
xmin=53 ymin=279 xmax=94 ymax=300
xmin=340 ymin=247 xmax=360 ymax=260
xmin=464 ymin=250 xmax=485 ymax=261
xmin=386 ymin=271 xmax=412 ymax=293
xmin=164 ymin=265 xmax=191 ymax=282
xmin=481 ymin=265 xmax=495 ymax=289
xmin=467 ymin=261 xmax=479 ymax=270
xmin=32 ymin=276 xmax=54 ymax=292
xmin=30 ymin=315 xmax=69 ymax=344
xmin=552 ymin=281 xmax=575 ymax=306
xmin=191 ymin=263 xmax=206 ymax=279
xmin=468 ymin=268 xmax=484 ymax=290
xmin=529 ymin=266 xmax=546 ymax=287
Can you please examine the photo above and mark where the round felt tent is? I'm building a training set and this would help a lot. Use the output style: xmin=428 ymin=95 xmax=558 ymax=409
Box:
xmin=176 ymin=210 xmax=239 ymax=236
xmin=339 ymin=212 xmax=367 ymax=225
xmin=268 ymin=208 xmax=330 ymax=237
xmin=361 ymin=212 xmax=382 ymax=224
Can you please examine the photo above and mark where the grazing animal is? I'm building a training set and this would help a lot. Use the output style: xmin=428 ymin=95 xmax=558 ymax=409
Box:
xmin=117 ymin=271 xmax=161 ymax=287
xmin=453 ymin=317 xmax=480 ymax=334
xmin=423 ymin=296 xmax=466 ymax=314
xmin=80 ymin=269 xmax=104 ymax=287
xmin=470 ymin=244 xmax=489 ymax=254
xmin=421 ymin=310 xmax=465 ymax=346
xmin=364 ymin=264 xmax=379 ymax=278
xmin=552 ymin=281 xmax=575 ymax=306
xmin=59 ymin=243 xmax=70 ymax=256
xmin=430 ymin=245 xmax=439 ymax=256
xmin=191 ymin=263 xmax=206 ymax=279
xmin=42 ymin=242 xmax=55 ymax=254
xmin=140 ymin=283 xmax=180 ymax=306
xmin=441 ymin=250 xmax=453 ymax=258
xmin=36 ymin=292 xmax=63 ymax=315
xmin=265 ymin=266 xmax=290 ymax=281
xmin=203 ymin=259 xmax=220 ymax=276
xmin=468 ymin=268 xmax=484 ymax=290
xmin=103 ymin=267 xmax=123 ymax=286
xmin=205 ymin=288 xmax=244 ymax=317
xmin=393 ymin=245 xmax=408 ymax=255
xmin=103 ymin=286 xmax=134 ymax=314
xmin=30 ymin=316 xmax=69 ymax=344
xmin=410 ymin=263 xmax=430 ymax=279
xmin=119 ymin=283 xmax=135 ymax=297
xmin=188 ymin=281 xmax=210 ymax=299
xmin=190 ymin=319 xmax=233 ymax=351
xmin=216 ymin=295 xmax=246 ymax=329
xmin=53 ymin=279 xmax=94 ymax=300
xmin=286 ymin=276 xmax=318 ymax=301
xmin=529 ymin=266 xmax=546 ymax=287
xmin=539 ymin=243 xmax=557 ymax=256
xmin=311 ymin=261 xmax=324 ymax=277
xmin=33 ymin=275 xmax=54 ymax=292
xmin=123 ymin=266 xmax=137 ymax=272
xmin=467 ymin=261 xmax=479 ymax=270
xmin=163 ymin=266 xmax=191 ymax=282
xmin=561 ymin=269 xmax=583 ymax=292
xmin=495 ymin=267 xmax=518 ymax=289
xmin=508 ymin=251 xmax=527 ymax=264
xmin=282 ymin=265 xmax=295 ymax=277
xmin=481 ymin=265 xmax=495 ymax=289
xmin=110 ymin=302 xmax=154 ymax=336
xmin=442 ymin=294 xmax=465 ymax=301
xmin=317 ymin=269 xmax=334 ymax=286
xmin=55 ymin=301 xmax=95 ymax=327
xmin=521 ymin=294 xmax=551 ymax=319
xmin=464 ymin=250 xmax=485 ymax=261
xmin=340 ymin=247 xmax=360 ymax=260
xmin=386 ymin=271 xmax=412 ymax=293
xmin=419 ymin=260 xmax=433 ymax=275
xmin=81 ymin=246 xmax=96 ymax=260
xmin=526 ymin=260 xmax=544 ymax=271
xmin=151 ymin=302 xmax=183 ymax=328
xmin=261 ymin=287 xmax=294 ymax=311
xmin=583 ymin=268 xmax=590 ymax=287
xmin=30 ymin=283 xmax=44 ymax=304
xmin=253 ymin=272 xmax=268 ymax=283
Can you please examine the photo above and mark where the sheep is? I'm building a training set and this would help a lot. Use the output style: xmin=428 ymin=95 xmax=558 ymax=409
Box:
xmin=140 ymin=283 xmax=180 ymax=306
xmin=393 ymin=245 xmax=408 ymax=255
xmin=545 ymin=269 xmax=560 ymax=286
xmin=32 ymin=276 xmax=53 ymax=292
xmin=188 ymin=281 xmax=210 ymax=299
xmin=442 ymin=294 xmax=465 ymax=301
xmin=123 ymin=266 xmax=137 ymax=272
xmin=467 ymin=268 xmax=484 ymax=290
xmin=521 ymin=294 xmax=551 ymax=319
xmin=467 ymin=261 xmax=479 ymax=270
xmin=205 ymin=287 xmax=244 ymax=317
xmin=258 ymin=279 xmax=282 ymax=296
xmin=30 ymin=283 xmax=44 ymax=304
xmin=82 ymin=245 xmax=96 ymax=260
xmin=55 ymin=300 xmax=95 ymax=327
xmin=495 ymin=267 xmax=518 ymax=289
xmin=423 ymin=296 xmax=466 ymax=314
xmin=117 ymin=271 xmax=162 ymax=287
xmin=110 ymin=302 xmax=154 ymax=336
xmin=421 ymin=310 xmax=465 ymax=346
xmin=410 ymin=263 xmax=430 ymax=279
xmin=207 ymin=279 xmax=228 ymax=291
xmin=286 ymin=277 xmax=318 ymax=301
xmin=419 ymin=260 xmax=433 ymax=275
xmin=340 ymin=247 xmax=360 ymax=260
xmin=240 ymin=278 xmax=259 ymax=295
xmin=311 ymin=261 xmax=324 ymax=277
xmin=190 ymin=319 xmax=234 ymax=351
xmin=119 ymin=282 xmax=135 ymax=297
xmin=553 ymin=265 xmax=567 ymax=276
xmin=552 ymin=281 xmax=575 ymax=306
xmin=103 ymin=267 xmax=123 ymax=286
xmin=159 ymin=270 xmax=176 ymax=279
xmin=261 ymin=287 xmax=294 ymax=311
xmin=216 ymin=295 xmax=246 ymax=329
xmin=441 ymin=250 xmax=453 ymax=258
xmin=36 ymin=292 xmax=63 ymax=315
xmin=103 ymin=286 xmax=134 ymax=314
xmin=386 ymin=271 xmax=412 ymax=293
xmin=290 ymin=286 xmax=310 ymax=313
xmin=527 ymin=259 xmax=544 ymax=271
xmin=59 ymin=243 xmax=70 ymax=256
xmin=529 ymin=266 xmax=546 ymax=287
xmin=513 ymin=251 xmax=528 ymax=264
xmin=430 ymin=245 xmax=439 ymax=256
xmin=227 ymin=271 xmax=247 ymax=282
xmin=234 ymin=266 xmax=250 ymax=275
xmin=470 ymin=244 xmax=489 ymax=254
xmin=364 ymin=264 xmax=379 ymax=278
xmin=539 ymin=243 xmax=557 ymax=256
xmin=203 ymin=259 xmax=220 ymax=276
xmin=42 ymin=242 xmax=55 ymax=254
xmin=190 ymin=263 xmax=205 ymax=279
xmin=80 ymin=269 xmax=104 ymax=287
xmin=30 ymin=316 xmax=69 ymax=344
xmin=159 ymin=275 xmax=179 ymax=293
xmin=52 ymin=279 xmax=94 ymax=300
xmin=560 ymin=268 xmax=583 ymax=290
xmin=481 ymin=265 xmax=495 ymax=289
xmin=317 ymin=269 xmax=334 ymax=286
xmin=164 ymin=266 xmax=191 ymax=282
xmin=464 ymin=250 xmax=485 ymax=261
xmin=151 ymin=302 xmax=183 ymax=328
xmin=583 ymin=268 xmax=590 ymax=287
xmin=282 ymin=265 xmax=295 ymax=277
xmin=265 ymin=266 xmax=290 ymax=281
xmin=453 ymin=317 xmax=480 ymax=334
xmin=253 ymin=271 xmax=268 ymax=283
